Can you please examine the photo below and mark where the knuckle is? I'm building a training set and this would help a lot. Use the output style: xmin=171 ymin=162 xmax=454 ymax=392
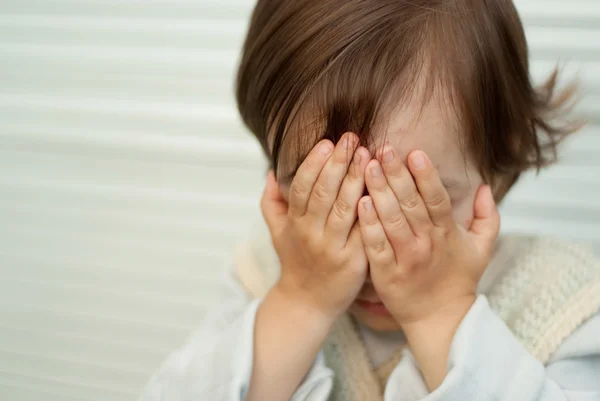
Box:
xmin=387 ymin=213 xmax=408 ymax=231
xmin=426 ymin=192 xmax=447 ymax=209
xmin=371 ymin=239 xmax=390 ymax=256
xmin=394 ymin=265 xmax=412 ymax=280
xmin=420 ymin=220 xmax=434 ymax=233
xmin=292 ymin=219 xmax=308 ymax=238
xmin=413 ymin=243 xmax=431 ymax=263
xmin=332 ymin=197 xmax=354 ymax=220
xmin=293 ymin=216 xmax=307 ymax=230
xmin=306 ymin=232 xmax=323 ymax=251
xmin=432 ymin=226 xmax=449 ymax=241
xmin=311 ymin=182 xmax=330 ymax=204
xmin=290 ymin=183 xmax=306 ymax=202
xmin=295 ymin=218 xmax=316 ymax=236
xmin=374 ymin=251 xmax=394 ymax=266
xmin=400 ymin=191 xmax=422 ymax=210
xmin=419 ymin=237 xmax=432 ymax=252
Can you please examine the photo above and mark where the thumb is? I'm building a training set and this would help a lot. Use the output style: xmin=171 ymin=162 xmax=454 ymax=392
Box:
xmin=261 ymin=170 xmax=288 ymax=236
xmin=469 ymin=185 xmax=500 ymax=256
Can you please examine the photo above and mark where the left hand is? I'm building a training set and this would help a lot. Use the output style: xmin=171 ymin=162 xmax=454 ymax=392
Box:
xmin=357 ymin=145 xmax=501 ymax=326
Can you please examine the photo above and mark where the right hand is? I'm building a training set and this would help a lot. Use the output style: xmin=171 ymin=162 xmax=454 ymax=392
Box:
xmin=261 ymin=132 xmax=371 ymax=320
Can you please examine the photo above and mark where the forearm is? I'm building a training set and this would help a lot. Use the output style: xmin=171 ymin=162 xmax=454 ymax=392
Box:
xmin=402 ymin=295 xmax=475 ymax=391
xmin=390 ymin=297 xmax=600 ymax=401
xmin=245 ymin=284 xmax=334 ymax=401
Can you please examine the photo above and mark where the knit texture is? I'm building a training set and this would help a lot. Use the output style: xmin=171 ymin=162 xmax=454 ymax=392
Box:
xmin=233 ymin=223 xmax=600 ymax=400
xmin=486 ymin=236 xmax=600 ymax=363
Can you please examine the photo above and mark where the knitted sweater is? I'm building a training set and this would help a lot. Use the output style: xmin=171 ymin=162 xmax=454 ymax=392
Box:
xmin=234 ymin=227 xmax=600 ymax=401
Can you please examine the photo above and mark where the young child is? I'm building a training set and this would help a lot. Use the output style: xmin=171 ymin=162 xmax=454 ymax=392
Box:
xmin=139 ymin=1 xmax=600 ymax=400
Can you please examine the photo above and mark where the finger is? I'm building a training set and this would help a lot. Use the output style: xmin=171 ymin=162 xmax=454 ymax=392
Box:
xmin=345 ymin=220 xmax=364 ymax=250
xmin=380 ymin=144 xmax=431 ymax=236
xmin=365 ymin=159 xmax=414 ymax=247
xmin=408 ymin=150 xmax=454 ymax=229
xmin=326 ymin=146 xmax=370 ymax=243
xmin=358 ymin=196 xmax=395 ymax=268
xmin=288 ymin=140 xmax=334 ymax=217
xmin=261 ymin=170 xmax=289 ymax=236
xmin=307 ymin=132 xmax=358 ymax=227
xmin=469 ymin=185 xmax=501 ymax=257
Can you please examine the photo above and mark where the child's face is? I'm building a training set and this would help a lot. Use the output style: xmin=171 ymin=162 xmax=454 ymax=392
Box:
xmin=279 ymin=93 xmax=484 ymax=332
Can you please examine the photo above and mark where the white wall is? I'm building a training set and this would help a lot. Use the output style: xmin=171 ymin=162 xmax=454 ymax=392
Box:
xmin=0 ymin=1 xmax=598 ymax=400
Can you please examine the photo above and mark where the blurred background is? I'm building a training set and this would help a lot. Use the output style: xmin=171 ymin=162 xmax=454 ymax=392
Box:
xmin=0 ymin=0 xmax=598 ymax=400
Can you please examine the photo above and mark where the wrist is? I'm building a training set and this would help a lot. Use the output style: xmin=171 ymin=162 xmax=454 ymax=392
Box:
xmin=249 ymin=281 xmax=335 ymax=401
xmin=269 ymin=281 xmax=338 ymax=334
xmin=401 ymin=294 xmax=476 ymax=343
xmin=400 ymin=295 xmax=476 ymax=391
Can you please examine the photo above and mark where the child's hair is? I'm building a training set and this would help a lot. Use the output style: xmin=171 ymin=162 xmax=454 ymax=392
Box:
xmin=235 ymin=0 xmax=580 ymax=202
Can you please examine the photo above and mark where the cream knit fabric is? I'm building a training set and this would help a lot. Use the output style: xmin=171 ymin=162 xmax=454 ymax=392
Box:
xmin=485 ymin=236 xmax=600 ymax=363
xmin=233 ymin=224 xmax=600 ymax=401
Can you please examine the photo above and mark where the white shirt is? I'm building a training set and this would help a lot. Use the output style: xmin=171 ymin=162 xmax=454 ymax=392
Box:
xmin=137 ymin=266 xmax=600 ymax=401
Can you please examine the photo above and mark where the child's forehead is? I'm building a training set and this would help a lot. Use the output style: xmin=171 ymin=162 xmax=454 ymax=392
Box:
xmin=278 ymin=93 xmax=468 ymax=184
xmin=382 ymin=96 xmax=463 ymax=164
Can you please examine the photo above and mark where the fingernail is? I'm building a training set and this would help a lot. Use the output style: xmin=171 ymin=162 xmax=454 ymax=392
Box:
xmin=370 ymin=164 xmax=382 ymax=177
xmin=411 ymin=151 xmax=426 ymax=170
xmin=383 ymin=146 xmax=394 ymax=164
xmin=319 ymin=142 xmax=333 ymax=155
xmin=353 ymin=150 xmax=362 ymax=165
xmin=363 ymin=199 xmax=373 ymax=211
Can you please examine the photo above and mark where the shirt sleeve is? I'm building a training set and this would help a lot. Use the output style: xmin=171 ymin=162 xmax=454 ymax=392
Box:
xmin=384 ymin=296 xmax=600 ymax=401
xmin=137 ymin=269 xmax=333 ymax=401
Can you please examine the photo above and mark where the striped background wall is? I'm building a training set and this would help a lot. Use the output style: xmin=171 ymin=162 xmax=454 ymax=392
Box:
xmin=0 ymin=1 xmax=598 ymax=400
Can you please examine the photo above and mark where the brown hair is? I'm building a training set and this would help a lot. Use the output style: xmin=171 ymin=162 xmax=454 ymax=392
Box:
xmin=236 ymin=0 xmax=580 ymax=202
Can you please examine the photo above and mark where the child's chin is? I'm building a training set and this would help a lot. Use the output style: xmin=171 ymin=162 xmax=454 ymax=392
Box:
xmin=349 ymin=305 xmax=402 ymax=332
